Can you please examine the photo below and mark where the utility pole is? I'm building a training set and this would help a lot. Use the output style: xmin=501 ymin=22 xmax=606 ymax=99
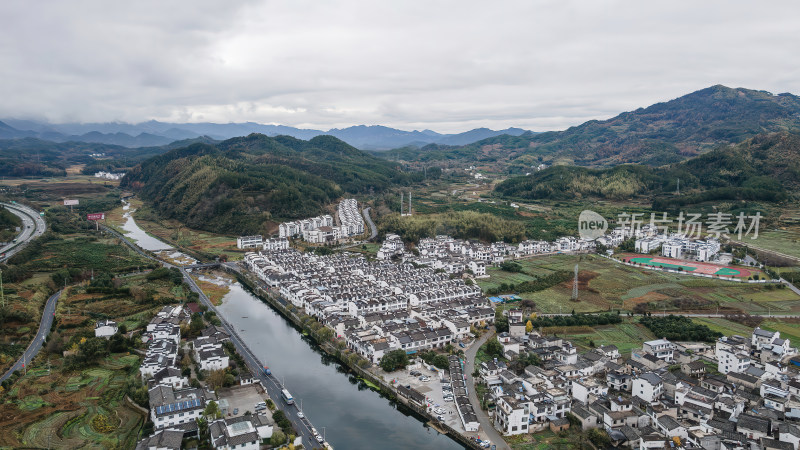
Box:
xmin=572 ymin=264 xmax=579 ymax=301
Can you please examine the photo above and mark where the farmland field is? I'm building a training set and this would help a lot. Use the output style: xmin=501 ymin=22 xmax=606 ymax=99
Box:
xmin=739 ymin=228 xmax=800 ymax=260
xmin=691 ymin=317 xmax=755 ymax=337
xmin=478 ymin=254 xmax=800 ymax=314
xmin=540 ymin=321 xmax=656 ymax=356
xmin=0 ymin=353 xmax=146 ymax=449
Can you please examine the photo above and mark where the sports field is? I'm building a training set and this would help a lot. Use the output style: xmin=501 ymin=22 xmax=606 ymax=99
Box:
xmin=619 ymin=253 xmax=755 ymax=278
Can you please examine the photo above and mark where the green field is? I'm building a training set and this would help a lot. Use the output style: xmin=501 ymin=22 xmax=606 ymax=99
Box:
xmin=691 ymin=317 xmax=755 ymax=337
xmin=541 ymin=321 xmax=656 ymax=356
xmin=478 ymin=254 xmax=800 ymax=314
xmin=743 ymin=228 xmax=800 ymax=260
xmin=761 ymin=320 xmax=800 ymax=344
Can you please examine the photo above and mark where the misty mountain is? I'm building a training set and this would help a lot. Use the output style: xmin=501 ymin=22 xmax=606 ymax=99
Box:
xmin=0 ymin=118 xmax=531 ymax=150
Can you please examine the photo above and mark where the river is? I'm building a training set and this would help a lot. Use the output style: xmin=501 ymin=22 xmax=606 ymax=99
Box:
xmin=217 ymin=282 xmax=466 ymax=450
xmin=119 ymin=201 xmax=197 ymax=264
xmin=118 ymin=201 xmax=464 ymax=449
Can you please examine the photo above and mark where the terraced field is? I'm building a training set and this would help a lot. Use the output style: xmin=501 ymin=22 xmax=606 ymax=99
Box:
xmin=0 ymin=354 xmax=145 ymax=449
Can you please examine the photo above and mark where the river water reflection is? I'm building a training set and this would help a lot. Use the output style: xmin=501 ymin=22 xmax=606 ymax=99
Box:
xmin=217 ymin=282 xmax=466 ymax=450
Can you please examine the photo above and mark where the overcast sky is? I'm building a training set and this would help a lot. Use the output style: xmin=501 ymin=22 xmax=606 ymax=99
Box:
xmin=1 ymin=1 xmax=799 ymax=133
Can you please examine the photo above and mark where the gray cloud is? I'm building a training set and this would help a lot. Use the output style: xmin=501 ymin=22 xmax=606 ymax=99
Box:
xmin=1 ymin=0 xmax=798 ymax=133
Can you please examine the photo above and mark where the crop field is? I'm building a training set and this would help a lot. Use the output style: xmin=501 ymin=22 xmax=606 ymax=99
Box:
xmin=479 ymin=254 xmax=800 ymax=314
xmin=761 ymin=320 xmax=800 ymax=344
xmin=690 ymin=317 xmax=755 ymax=337
xmin=740 ymin=228 xmax=800 ymax=260
xmin=540 ymin=321 xmax=656 ymax=356
xmin=23 ymin=235 xmax=153 ymax=273
xmin=0 ymin=353 xmax=145 ymax=449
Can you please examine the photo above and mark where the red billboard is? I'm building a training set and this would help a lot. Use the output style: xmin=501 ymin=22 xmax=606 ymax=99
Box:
xmin=87 ymin=213 xmax=105 ymax=221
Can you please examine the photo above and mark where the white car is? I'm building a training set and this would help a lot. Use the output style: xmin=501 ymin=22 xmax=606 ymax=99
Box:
xmin=297 ymin=411 xmax=305 ymax=419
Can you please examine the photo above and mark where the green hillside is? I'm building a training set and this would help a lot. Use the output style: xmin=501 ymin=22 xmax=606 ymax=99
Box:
xmin=495 ymin=131 xmax=800 ymax=208
xmin=121 ymin=133 xmax=424 ymax=234
xmin=0 ymin=137 xmax=185 ymax=177
xmin=383 ymin=85 xmax=800 ymax=169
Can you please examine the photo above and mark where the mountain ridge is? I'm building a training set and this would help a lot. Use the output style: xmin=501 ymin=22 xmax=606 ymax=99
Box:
xmin=382 ymin=85 xmax=800 ymax=169
xmin=0 ymin=118 xmax=532 ymax=150
xmin=120 ymin=133 xmax=433 ymax=234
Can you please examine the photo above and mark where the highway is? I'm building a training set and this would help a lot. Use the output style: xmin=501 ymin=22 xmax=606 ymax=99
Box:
xmin=103 ymin=224 xmax=321 ymax=448
xmin=0 ymin=290 xmax=60 ymax=383
xmin=0 ymin=201 xmax=47 ymax=263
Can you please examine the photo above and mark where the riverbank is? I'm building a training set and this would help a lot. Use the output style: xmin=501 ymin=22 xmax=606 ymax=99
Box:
xmin=226 ymin=266 xmax=479 ymax=450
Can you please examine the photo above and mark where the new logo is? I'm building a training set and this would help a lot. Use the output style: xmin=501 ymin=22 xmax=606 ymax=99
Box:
xmin=578 ymin=210 xmax=607 ymax=240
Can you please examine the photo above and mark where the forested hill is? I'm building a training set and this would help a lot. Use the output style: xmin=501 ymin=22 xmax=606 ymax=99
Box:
xmin=383 ymin=85 xmax=800 ymax=168
xmin=494 ymin=131 xmax=800 ymax=208
xmin=121 ymin=133 xmax=427 ymax=234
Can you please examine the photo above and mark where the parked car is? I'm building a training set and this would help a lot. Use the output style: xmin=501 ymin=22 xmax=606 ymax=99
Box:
xmin=233 ymin=408 xmax=239 ymax=415
xmin=316 ymin=434 xmax=325 ymax=443
xmin=297 ymin=411 xmax=305 ymax=419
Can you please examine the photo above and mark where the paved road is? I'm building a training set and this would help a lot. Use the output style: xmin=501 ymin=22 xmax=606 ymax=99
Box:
xmin=0 ymin=290 xmax=60 ymax=383
xmin=180 ymin=267 xmax=320 ymax=449
xmin=780 ymin=278 xmax=800 ymax=296
xmin=362 ymin=206 xmax=377 ymax=241
xmin=105 ymin=226 xmax=320 ymax=448
xmin=0 ymin=201 xmax=46 ymax=263
xmin=463 ymin=330 xmax=509 ymax=450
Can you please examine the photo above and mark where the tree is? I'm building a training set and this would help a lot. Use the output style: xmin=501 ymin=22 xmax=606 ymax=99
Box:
xmin=525 ymin=320 xmax=533 ymax=333
xmin=587 ymin=428 xmax=611 ymax=448
xmin=270 ymin=430 xmax=286 ymax=446
xmin=204 ymin=401 xmax=221 ymax=420
xmin=486 ymin=339 xmax=504 ymax=358
xmin=317 ymin=327 xmax=334 ymax=342
xmin=379 ymin=349 xmax=409 ymax=372
xmin=189 ymin=313 xmax=205 ymax=337
xmin=206 ymin=369 xmax=227 ymax=391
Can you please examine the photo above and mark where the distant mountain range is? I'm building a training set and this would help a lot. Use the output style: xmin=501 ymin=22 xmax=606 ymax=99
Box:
xmin=386 ymin=85 xmax=800 ymax=168
xmin=0 ymin=118 xmax=531 ymax=150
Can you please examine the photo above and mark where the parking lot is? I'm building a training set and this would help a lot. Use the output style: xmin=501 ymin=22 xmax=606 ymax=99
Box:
xmin=390 ymin=363 xmax=464 ymax=432
xmin=217 ymin=383 xmax=271 ymax=418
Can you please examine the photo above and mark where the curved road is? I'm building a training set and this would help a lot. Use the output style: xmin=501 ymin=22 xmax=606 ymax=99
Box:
xmin=0 ymin=290 xmax=60 ymax=382
xmin=362 ymin=206 xmax=377 ymax=241
xmin=464 ymin=330 xmax=510 ymax=450
xmin=0 ymin=201 xmax=46 ymax=263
